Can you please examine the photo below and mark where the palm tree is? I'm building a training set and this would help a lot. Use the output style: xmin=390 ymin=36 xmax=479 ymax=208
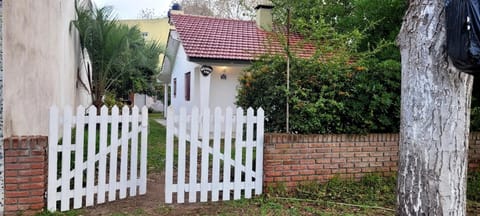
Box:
xmin=73 ymin=2 xmax=164 ymax=108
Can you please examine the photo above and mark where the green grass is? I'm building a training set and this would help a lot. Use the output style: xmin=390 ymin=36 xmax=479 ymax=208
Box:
xmin=147 ymin=113 xmax=167 ymax=172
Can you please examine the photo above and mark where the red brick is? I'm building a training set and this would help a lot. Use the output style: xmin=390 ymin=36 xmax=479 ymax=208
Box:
xmin=376 ymin=157 xmax=391 ymax=162
xmin=354 ymin=162 xmax=369 ymax=168
xmin=18 ymin=169 xmax=44 ymax=176
xmin=325 ymin=153 xmax=339 ymax=158
xmin=276 ymin=144 xmax=291 ymax=149
xmin=283 ymin=160 xmax=299 ymax=165
xmin=5 ymin=184 xmax=17 ymax=190
xmin=332 ymin=158 xmax=346 ymax=163
xmin=300 ymin=159 xmax=315 ymax=165
xmin=5 ymin=150 xmax=30 ymax=157
xmin=5 ymin=176 xmax=29 ymax=183
xmin=299 ymin=170 xmax=315 ymax=175
xmin=369 ymin=152 xmax=384 ymax=157
xmin=315 ymin=169 xmax=331 ymax=175
xmin=354 ymin=152 xmax=368 ymax=157
xmin=339 ymin=163 xmax=354 ymax=168
xmin=362 ymin=157 xmax=376 ymax=162
xmin=362 ymin=147 xmax=377 ymax=152
xmin=292 ymin=175 xmax=308 ymax=181
xmin=315 ymin=158 xmax=331 ymax=164
xmin=19 ymin=182 xmax=44 ymax=190
xmin=340 ymin=152 xmax=355 ymax=158
xmin=18 ymin=197 xmax=44 ymax=204
xmin=331 ymin=168 xmax=347 ymax=174
xmin=323 ymin=164 xmax=339 ymax=169
xmin=347 ymin=168 xmax=362 ymax=173
xmin=5 ymin=163 xmax=31 ymax=170
xmin=6 ymin=191 xmax=29 ymax=198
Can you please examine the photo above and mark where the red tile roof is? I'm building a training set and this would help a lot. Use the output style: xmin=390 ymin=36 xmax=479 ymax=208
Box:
xmin=170 ymin=14 xmax=315 ymax=61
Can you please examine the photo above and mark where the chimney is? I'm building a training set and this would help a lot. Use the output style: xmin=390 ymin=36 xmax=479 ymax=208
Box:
xmin=168 ymin=3 xmax=184 ymax=18
xmin=255 ymin=0 xmax=274 ymax=31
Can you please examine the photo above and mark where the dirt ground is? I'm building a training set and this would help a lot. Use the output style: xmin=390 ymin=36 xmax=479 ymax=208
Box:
xmin=82 ymin=172 xmax=236 ymax=216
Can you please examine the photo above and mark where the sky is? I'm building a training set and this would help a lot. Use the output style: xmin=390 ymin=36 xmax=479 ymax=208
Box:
xmin=93 ymin=0 xmax=174 ymax=19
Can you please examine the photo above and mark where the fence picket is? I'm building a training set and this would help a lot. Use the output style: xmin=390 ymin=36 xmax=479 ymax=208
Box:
xmin=212 ymin=107 xmax=222 ymax=201
xmin=255 ymin=108 xmax=265 ymax=195
xmin=188 ymin=107 xmax=199 ymax=203
xmin=73 ymin=106 xmax=85 ymax=208
xmin=98 ymin=106 xmax=109 ymax=203
xmin=47 ymin=106 xmax=59 ymax=211
xmin=140 ymin=106 xmax=148 ymax=194
xmin=234 ymin=107 xmax=244 ymax=200
xmin=130 ymin=106 xmax=139 ymax=196
xmin=109 ymin=106 xmax=120 ymax=201
xmin=177 ymin=108 xmax=187 ymax=203
xmin=200 ymin=108 xmax=211 ymax=202
xmin=222 ymin=107 xmax=233 ymax=200
xmin=244 ymin=108 xmax=254 ymax=199
xmin=86 ymin=106 xmax=97 ymax=206
xmin=60 ymin=107 xmax=73 ymax=211
xmin=165 ymin=107 xmax=174 ymax=204
xmin=120 ymin=106 xmax=130 ymax=199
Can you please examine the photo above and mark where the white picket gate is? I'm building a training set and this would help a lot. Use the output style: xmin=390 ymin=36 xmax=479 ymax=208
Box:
xmin=165 ymin=106 xmax=264 ymax=203
xmin=47 ymin=105 xmax=148 ymax=211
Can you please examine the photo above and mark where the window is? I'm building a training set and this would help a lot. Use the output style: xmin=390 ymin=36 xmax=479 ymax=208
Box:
xmin=185 ymin=72 xmax=191 ymax=101
xmin=173 ymin=78 xmax=177 ymax=98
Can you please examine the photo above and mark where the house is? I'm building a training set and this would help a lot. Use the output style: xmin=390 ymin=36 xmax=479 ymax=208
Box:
xmin=160 ymin=1 xmax=315 ymax=112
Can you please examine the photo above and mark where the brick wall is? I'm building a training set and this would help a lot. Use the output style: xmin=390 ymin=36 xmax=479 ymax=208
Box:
xmin=4 ymin=136 xmax=47 ymax=216
xmin=264 ymin=132 xmax=480 ymax=189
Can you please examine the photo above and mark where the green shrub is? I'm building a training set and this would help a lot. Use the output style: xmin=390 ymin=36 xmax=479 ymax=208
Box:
xmin=468 ymin=171 xmax=480 ymax=201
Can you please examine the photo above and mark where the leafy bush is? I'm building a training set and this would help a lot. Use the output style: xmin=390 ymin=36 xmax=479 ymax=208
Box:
xmin=236 ymin=55 xmax=400 ymax=134
xmin=468 ymin=171 xmax=480 ymax=201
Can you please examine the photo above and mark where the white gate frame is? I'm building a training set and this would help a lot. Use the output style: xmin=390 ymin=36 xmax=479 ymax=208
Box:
xmin=47 ymin=105 xmax=148 ymax=211
xmin=165 ymin=106 xmax=264 ymax=203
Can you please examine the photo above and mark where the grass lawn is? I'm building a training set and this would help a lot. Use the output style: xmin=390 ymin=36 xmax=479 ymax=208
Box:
xmin=37 ymin=113 xmax=480 ymax=215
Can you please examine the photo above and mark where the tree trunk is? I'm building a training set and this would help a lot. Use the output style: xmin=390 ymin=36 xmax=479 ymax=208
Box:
xmin=397 ymin=0 xmax=474 ymax=215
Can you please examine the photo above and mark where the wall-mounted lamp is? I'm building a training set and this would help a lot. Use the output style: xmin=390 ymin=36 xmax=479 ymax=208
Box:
xmin=221 ymin=68 xmax=227 ymax=80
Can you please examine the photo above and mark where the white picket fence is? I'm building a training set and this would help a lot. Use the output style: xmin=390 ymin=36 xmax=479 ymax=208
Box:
xmin=165 ymin=106 xmax=264 ymax=203
xmin=47 ymin=105 xmax=148 ymax=211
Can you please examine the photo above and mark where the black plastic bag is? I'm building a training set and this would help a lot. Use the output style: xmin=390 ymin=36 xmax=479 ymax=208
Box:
xmin=446 ymin=0 xmax=480 ymax=73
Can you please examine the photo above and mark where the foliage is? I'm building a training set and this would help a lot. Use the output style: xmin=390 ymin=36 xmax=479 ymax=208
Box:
xmin=147 ymin=113 xmax=167 ymax=172
xmin=236 ymin=0 xmax=405 ymax=134
xmin=237 ymin=54 xmax=400 ymax=134
xmin=468 ymin=171 xmax=480 ymax=201
xmin=73 ymin=3 xmax=163 ymax=107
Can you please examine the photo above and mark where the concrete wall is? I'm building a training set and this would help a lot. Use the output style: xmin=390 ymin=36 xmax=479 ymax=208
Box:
xmin=0 ymin=1 xmax=4 ymax=214
xmin=4 ymin=0 xmax=88 ymax=137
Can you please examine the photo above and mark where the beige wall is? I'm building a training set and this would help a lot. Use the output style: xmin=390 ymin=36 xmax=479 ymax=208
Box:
xmin=4 ymin=0 xmax=87 ymax=137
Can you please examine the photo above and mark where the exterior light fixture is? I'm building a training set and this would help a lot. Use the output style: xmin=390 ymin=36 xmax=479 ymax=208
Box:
xmin=200 ymin=65 xmax=213 ymax=76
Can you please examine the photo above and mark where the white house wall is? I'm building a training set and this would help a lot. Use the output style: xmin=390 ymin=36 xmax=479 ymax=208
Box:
xmin=170 ymin=43 xmax=199 ymax=111
xmin=209 ymin=66 xmax=244 ymax=109
xmin=4 ymin=0 xmax=86 ymax=137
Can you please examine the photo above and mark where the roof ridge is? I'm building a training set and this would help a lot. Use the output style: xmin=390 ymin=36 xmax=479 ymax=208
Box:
xmin=171 ymin=13 xmax=254 ymax=23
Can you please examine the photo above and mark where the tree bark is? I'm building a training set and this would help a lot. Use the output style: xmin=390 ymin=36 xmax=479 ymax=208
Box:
xmin=397 ymin=0 xmax=474 ymax=215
